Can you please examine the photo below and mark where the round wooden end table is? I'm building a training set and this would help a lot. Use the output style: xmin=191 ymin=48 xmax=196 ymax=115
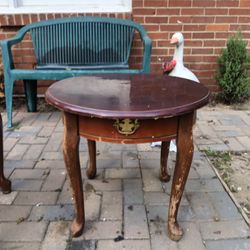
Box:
xmin=45 ymin=74 xmax=209 ymax=241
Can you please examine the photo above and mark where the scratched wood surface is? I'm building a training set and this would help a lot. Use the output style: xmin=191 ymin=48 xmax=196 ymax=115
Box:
xmin=46 ymin=74 xmax=209 ymax=119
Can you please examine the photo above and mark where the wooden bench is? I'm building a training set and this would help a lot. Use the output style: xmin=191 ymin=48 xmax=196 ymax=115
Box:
xmin=0 ymin=17 xmax=152 ymax=128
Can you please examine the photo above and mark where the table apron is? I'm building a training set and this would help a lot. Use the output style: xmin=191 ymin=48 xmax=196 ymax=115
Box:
xmin=78 ymin=116 xmax=178 ymax=144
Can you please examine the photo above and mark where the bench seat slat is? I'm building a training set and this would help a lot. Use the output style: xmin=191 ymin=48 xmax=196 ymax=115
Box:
xmin=11 ymin=69 xmax=143 ymax=80
xmin=35 ymin=64 xmax=129 ymax=70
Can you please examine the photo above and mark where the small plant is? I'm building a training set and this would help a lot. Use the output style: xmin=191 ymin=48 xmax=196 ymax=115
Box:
xmin=202 ymin=148 xmax=234 ymax=187
xmin=216 ymin=32 xmax=250 ymax=104
xmin=203 ymin=148 xmax=232 ymax=170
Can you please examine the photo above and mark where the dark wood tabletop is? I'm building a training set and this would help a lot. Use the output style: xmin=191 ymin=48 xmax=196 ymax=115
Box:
xmin=45 ymin=74 xmax=210 ymax=119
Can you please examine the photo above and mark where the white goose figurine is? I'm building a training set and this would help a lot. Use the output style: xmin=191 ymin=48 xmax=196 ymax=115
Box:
xmin=151 ymin=32 xmax=199 ymax=150
xmin=169 ymin=32 xmax=199 ymax=83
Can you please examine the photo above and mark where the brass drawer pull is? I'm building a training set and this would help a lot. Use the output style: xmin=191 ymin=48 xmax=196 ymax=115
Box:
xmin=114 ymin=119 xmax=140 ymax=135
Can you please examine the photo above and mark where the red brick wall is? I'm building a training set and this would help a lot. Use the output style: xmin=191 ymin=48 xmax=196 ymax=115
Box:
xmin=1 ymin=0 xmax=250 ymax=94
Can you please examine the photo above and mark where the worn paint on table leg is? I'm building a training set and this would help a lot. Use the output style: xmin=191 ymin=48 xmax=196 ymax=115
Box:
xmin=63 ymin=112 xmax=85 ymax=237
xmin=168 ymin=112 xmax=194 ymax=241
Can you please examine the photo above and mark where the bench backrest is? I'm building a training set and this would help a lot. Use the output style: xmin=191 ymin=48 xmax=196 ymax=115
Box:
xmin=21 ymin=17 xmax=143 ymax=67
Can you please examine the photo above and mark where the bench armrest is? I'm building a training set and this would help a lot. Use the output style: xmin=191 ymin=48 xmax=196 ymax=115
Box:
xmin=0 ymin=40 xmax=15 ymax=74
xmin=134 ymin=23 xmax=152 ymax=73
xmin=142 ymin=35 xmax=152 ymax=73
xmin=0 ymin=29 xmax=27 ymax=72
xmin=0 ymin=35 xmax=24 ymax=47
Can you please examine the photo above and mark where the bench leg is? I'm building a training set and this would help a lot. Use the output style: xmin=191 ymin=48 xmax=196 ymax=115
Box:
xmin=160 ymin=141 xmax=171 ymax=182
xmin=63 ymin=112 xmax=85 ymax=237
xmin=24 ymin=80 xmax=37 ymax=112
xmin=0 ymin=114 xmax=11 ymax=194
xmin=86 ymin=140 xmax=96 ymax=179
xmin=168 ymin=112 xmax=194 ymax=241
xmin=4 ymin=77 xmax=14 ymax=128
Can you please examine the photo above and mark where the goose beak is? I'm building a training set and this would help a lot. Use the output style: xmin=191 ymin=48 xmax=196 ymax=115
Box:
xmin=170 ymin=37 xmax=179 ymax=45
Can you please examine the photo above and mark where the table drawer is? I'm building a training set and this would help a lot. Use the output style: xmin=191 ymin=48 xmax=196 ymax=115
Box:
xmin=79 ymin=116 xmax=178 ymax=144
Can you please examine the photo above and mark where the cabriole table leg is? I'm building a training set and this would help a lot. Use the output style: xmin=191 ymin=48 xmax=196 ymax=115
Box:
xmin=86 ymin=140 xmax=96 ymax=179
xmin=0 ymin=113 xmax=11 ymax=194
xmin=63 ymin=112 xmax=85 ymax=237
xmin=160 ymin=141 xmax=171 ymax=182
xmin=168 ymin=112 xmax=194 ymax=241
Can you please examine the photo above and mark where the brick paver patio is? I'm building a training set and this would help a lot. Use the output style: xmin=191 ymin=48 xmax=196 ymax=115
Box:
xmin=0 ymin=106 xmax=250 ymax=250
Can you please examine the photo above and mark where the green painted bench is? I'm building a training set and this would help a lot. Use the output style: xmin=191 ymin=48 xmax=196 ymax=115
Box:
xmin=0 ymin=16 xmax=152 ymax=128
